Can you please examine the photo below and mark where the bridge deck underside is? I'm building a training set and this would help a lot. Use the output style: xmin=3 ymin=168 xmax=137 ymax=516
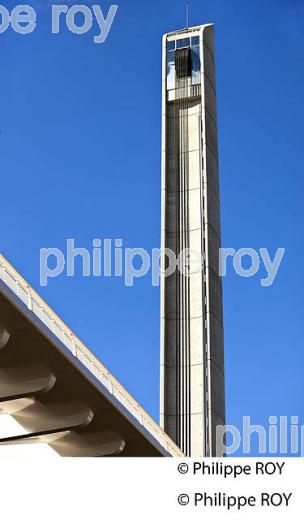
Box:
xmin=0 ymin=287 xmax=168 ymax=457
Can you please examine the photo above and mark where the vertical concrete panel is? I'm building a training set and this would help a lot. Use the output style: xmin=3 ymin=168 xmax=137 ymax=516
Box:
xmin=203 ymin=25 xmax=225 ymax=456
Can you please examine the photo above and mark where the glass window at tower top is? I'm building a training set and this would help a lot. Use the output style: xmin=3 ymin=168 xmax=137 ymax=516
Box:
xmin=192 ymin=45 xmax=201 ymax=85
xmin=166 ymin=36 xmax=201 ymax=90
xmin=176 ymin=38 xmax=190 ymax=48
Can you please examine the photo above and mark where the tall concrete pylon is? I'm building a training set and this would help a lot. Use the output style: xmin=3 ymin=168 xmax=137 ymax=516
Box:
xmin=160 ymin=24 xmax=225 ymax=457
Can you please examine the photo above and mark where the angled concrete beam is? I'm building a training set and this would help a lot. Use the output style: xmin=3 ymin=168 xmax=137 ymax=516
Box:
xmin=0 ymin=427 xmax=73 ymax=445
xmin=0 ymin=365 xmax=56 ymax=403
xmin=0 ymin=328 xmax=9 ymax=350
xmin=0 ymin=401 xmax=94 ymax=452
xmin=0 ymin=397 xmax=35 ymax=415
xmin=0 ymin=429 xmax=125 ymax=457
xmin=12 ymin=401 xmax=94 ymax=433
xmin=50 ymin=430 xmax=126 ymax=457
xmin=0 ymin=430 xmax=67 ymax=446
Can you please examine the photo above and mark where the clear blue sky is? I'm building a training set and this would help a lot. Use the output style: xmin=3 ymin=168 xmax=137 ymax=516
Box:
xmin=0 ymin=0 xmax=303 ymax=456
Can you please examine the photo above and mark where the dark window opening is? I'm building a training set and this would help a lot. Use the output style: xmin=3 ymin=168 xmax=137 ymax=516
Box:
xmin=175 ymin=48 xmax=192 ymax=79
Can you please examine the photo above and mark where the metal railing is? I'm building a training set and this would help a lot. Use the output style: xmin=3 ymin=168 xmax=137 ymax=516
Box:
xmin=0 ymin=254 xmax=183 ymax=457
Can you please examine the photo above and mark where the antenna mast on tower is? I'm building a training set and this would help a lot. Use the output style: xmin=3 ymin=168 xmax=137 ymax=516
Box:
xmin=185 ymin=1 xmax=189 ymax=29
